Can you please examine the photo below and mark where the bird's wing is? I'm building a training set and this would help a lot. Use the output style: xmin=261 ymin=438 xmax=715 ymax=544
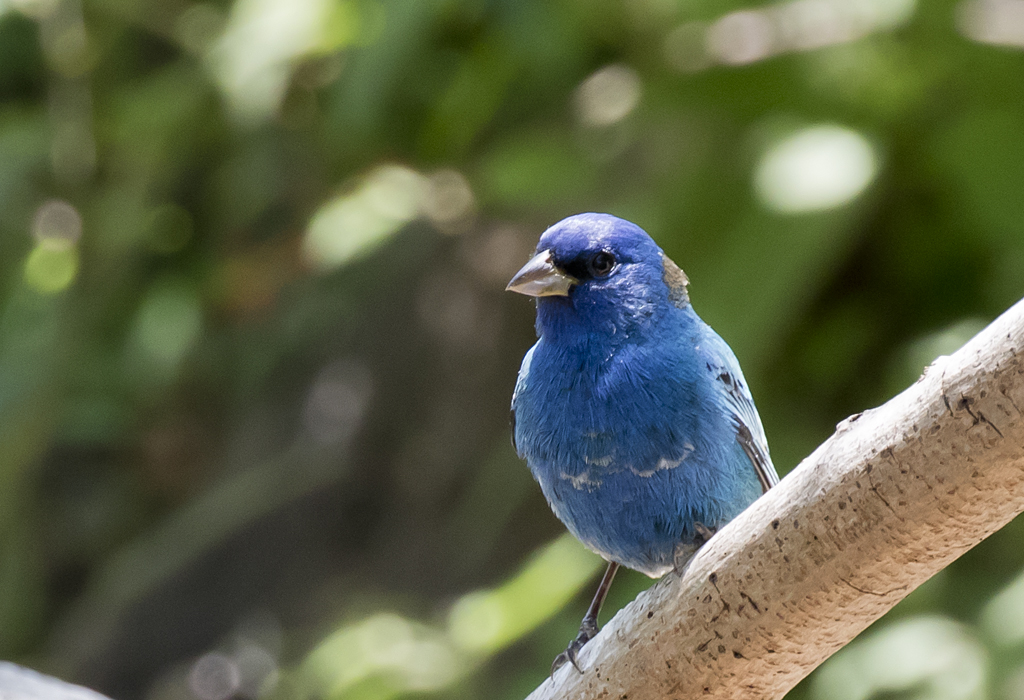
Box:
xmin=696 ymin=330 xmax=779 ymax=493
xmin=510 ymin=343 xmax=538 ymax=456
xmin=510 ymin=405 xmax=517 ymax=454
xmin=716 ymin=366 xmax=778 ymax=492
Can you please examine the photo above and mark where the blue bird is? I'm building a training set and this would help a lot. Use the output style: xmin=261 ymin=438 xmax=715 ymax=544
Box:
xmin=507 ymin=213 xmax=778 ymax=673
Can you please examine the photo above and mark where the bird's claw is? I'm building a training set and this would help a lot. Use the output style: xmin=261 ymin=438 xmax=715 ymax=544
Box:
xmin=551 ymin=619 xmax=599 ymax=675
xmin=694 ymin=521 xmax=716 ymax=544
xmin=550 ymin=633 xmax=588 ymax=675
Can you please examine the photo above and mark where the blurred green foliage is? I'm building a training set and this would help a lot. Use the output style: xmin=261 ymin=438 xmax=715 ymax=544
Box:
xmin=1 ymin=0 xmax=1024 ymax=698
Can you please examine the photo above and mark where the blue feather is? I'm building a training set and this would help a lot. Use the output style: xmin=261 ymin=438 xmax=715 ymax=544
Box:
xmin=510 ymin=213 xmax=777 ymax=577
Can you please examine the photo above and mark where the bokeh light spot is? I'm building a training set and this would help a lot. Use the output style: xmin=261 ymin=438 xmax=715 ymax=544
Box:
xmin=957 ymin=0 xmax=1024 ymax=47
xmin=447 ymin=592 xmax=505 ymax=653
xmin=303 ymin=613 xmax=461 ymax=697
xmin=422 ymin=169 xmax=475 ymax=233
xmin=303 ymin=165 xmax=426 ymax=271
xmin=234 ymin=644 xmax=279 ymax=698
xmin=133 ymin=279 xmax=203 ymax=369
xmin=32 ymin=199 xmax=82 ymax=248
xmin=775 ymin=0 xmax=850 ymax=51
xmin=684 ymin=0 xmax=916 ymax=69
xmin=447 ymin=534 xmax=604 ymax=654
xmin=23 ymin=245 xmax=78 ymax=294
xmin=755 ymin=125 xmax=877 ymax=213
xmin=574 ymin=64 xmax=642 ymax=127
xmin=207 ymin=0 xmax=339 ymax=122
xmin=812 ymin=616 xmax=986 ymax=700
xmin=189 ymin=653 xmax=241 ymax=700
xmin=706 ymin=11 xmax=775 ymax=65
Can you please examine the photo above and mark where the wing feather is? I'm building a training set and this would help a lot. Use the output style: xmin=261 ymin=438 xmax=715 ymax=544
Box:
xmin=510 ymin=344 xmax=537 ymax=457
xmin=714 ymin=367 xmax=779 ymax=493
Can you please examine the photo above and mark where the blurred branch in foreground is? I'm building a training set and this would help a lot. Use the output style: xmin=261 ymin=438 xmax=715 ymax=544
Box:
xmin=0 ymin=662 xmax=113 ymax=700
xmin=526 ymin=294 xmax=1024 ymax=700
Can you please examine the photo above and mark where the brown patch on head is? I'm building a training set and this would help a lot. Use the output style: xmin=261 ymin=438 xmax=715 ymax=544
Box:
xmin=662 ymin=253 xmax=689 ymax=308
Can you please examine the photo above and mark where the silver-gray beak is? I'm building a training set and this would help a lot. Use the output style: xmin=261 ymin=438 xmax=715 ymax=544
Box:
xmin=506 ymin=250 xmax=578 ymax=297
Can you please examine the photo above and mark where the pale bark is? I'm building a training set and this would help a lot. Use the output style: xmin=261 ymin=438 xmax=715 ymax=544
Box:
xmin=526 ymin=296 xmax=1024 ymax=700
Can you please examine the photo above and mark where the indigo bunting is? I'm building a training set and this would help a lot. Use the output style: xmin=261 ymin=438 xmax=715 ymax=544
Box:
xmin=507 ymin=213 xmax=778 ymax=672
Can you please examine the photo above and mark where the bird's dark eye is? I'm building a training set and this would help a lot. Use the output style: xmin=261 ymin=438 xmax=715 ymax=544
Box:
xmin=588 ymin=251 xmax=615 ymax=277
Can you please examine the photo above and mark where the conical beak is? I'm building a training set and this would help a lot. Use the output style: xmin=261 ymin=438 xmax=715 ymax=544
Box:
xmin=506 ymin=250 xmax=578 ymax=297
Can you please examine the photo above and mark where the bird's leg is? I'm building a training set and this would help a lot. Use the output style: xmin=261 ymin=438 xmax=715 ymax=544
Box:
xmin=551 ymin=561 xmax=619 ymax=675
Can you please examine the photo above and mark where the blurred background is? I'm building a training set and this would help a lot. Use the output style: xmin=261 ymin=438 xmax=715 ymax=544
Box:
xmin=1 ymin=0 xmax=1024 ymax=698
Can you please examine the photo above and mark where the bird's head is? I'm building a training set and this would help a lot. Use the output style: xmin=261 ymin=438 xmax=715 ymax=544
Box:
xmin=507 ymin=213 xmax=689 ymax=342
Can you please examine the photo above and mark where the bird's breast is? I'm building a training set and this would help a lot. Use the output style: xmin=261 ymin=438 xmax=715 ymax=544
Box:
xmin=516 ymin=337 xmax=703 ymax=488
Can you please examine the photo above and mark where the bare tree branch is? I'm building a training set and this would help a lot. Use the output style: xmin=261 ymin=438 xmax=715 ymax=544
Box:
xmin=527 ymin=297 xmax=1024 ymax=700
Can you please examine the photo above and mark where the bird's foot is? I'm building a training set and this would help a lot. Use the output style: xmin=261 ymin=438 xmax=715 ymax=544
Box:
xmin=551 ymin=617 xmax=599 ymax=675
xmin=672 ymin=524 xmax=718 ymax=573
xmin=694 ymin=521 xmax=717 ymax=544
